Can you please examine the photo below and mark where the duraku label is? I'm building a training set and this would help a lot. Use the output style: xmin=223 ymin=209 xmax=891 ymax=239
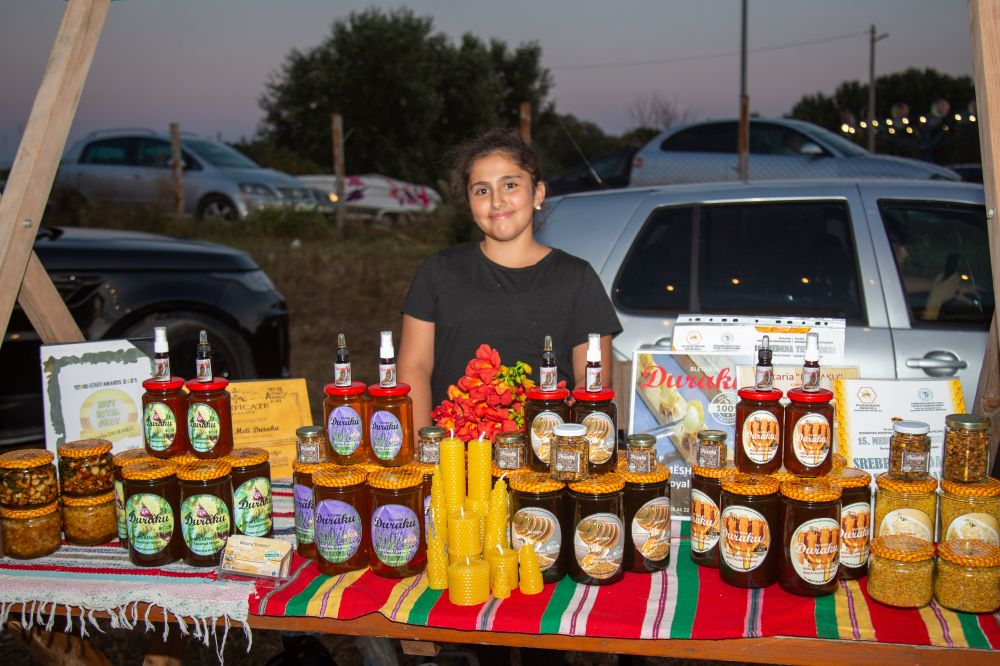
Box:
xmin=791 ymin=413 xmax=830 ymax=468
xmin=720 ymin=505 xmax=770 ymax=571
xmin=181 ymin=494 xmax=231 ymax=556
xmin=233 ymin=477 xmax=272 ymax=537
xmin=945 ymin=512 xmax=1000 ymax=546
xmin=539 ymin=366 xmax=557 ymax=391
xmin=529 ymin=411 xmax=563 ymax=462
xmin=878 ymin=508 xmax=933 ymax=542
xmin=114 ymin=479 xmax=127 ymax=540
xmin=790 ymin=517 xmax=840 ymax=585
xmin=187 ymin=403 xmax=222 ymax=453
xmin=900 ymin=451 xmax=929 ymax=475
xmin=293 ymin=483 xmax=315 ymax=545
xmin=328 ymin=406 xmax=363 ymax=456
xmin=126 ymin=493 xmax=174 ymax=555
xmin=582 ymin=412 xmax=615 ymax=464
xmin=511 ymin=507 xmax=562 ymax=572
xmin=496 ymin=446 xmax=522 ymax=469
xmin=369 ymin=410 xmax=403 ymax=461
xmin=371 ymin=504 xmax=420 ymax=567
xmin=631 ymin=497 xmax=671 ymax=562
xmin=689 ymin=489 xmax=720 ymax=553
xmin=840 ymin=501 xmax=871 ymax=568
xmin=315 ymin=499 xmax=363 ymax=563
xmin=741 ymin=410 xmax=780 ymax=464
xmin=696 ymin=447 xmax=721 ymax=469
xmin=144 ymin=402 xmax=177 ymax=452
xmin=573 ymin=512 xmax=624 ymax=580
xmin=334 ymin=362 xmax=351 ymax=387
xmin=554 ymin=448 xmax=581 ymax=474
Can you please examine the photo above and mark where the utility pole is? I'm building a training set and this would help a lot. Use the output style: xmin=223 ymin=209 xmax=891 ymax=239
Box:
xmin=737 ymin=0 xmax=749 ymax=180
xmin=519 ymin=101 xmax=532 ymax=144
xmin=169 ymin=123 xmax=183 ymax=219
xmin=331 ymin=113 xmax=345 ymax=231
xmin=868 ymin=25 xmax=889 ymax=152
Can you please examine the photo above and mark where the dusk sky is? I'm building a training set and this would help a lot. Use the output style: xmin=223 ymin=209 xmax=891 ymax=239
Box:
xmin=0 ymin=1 xmax=975 ymax=169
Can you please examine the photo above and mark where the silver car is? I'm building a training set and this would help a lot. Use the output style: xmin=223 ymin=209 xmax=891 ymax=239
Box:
xmin=55 ymin=129 xmax=314 ymax=220
xmin=536 ymin=179 xmax=990 ymax=410
xmin=630 ymin=118 xmax=960 ymax=186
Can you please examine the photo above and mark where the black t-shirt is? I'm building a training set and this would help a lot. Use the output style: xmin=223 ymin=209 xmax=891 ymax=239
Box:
xmin=402 ymin=242 xmax=623 ymax=406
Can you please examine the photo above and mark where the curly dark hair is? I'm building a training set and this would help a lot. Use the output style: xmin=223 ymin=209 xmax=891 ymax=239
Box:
xmin=448 ymin=128 xmax=542 ymax=202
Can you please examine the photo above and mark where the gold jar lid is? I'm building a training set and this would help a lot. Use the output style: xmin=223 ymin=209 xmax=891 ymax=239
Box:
xmin=354 ymin=463 xmax=382 ymax=476
xmin=226 ymin=447 xmax=270 ymax=467
xmin=937 ymin=539 xmax=1000 ymax=567
xmin=691 ymin=464 xmax=738 ymax=479
xmin=367 ymin=469 xmax=423 ymax=490
xmin=696 ymin=430 xmax=727 ymax=442
xmin=617 ymin=464 xmax=671 ymax=484
xmin=495 ymin=430 xmax=525 ymax=445
xmin=780 ymin=478 xmax=842 ymax=502
xmin=170 ymin=454 xmax=200 ymax=469
xmin=0 ymin=448 xmax=54 ymax=469
xmin=945 ymin=414 xmax=990 ymax=431
xmin=824 ymin=467 xmax=872 ymax=488
xmin=940 ymin=477 xmax=1000 ymax=497
xmin=58 ymin=439 xmax=113 ymax=458
xmin=627 ymin=433 xmax=656 ymax=448
xmin=293 ymin=461 xmax=337 ymax=476
xmin=875 ymin=472 xmax=938 ymax=494
xmin=122 ymin=459 xmax=178 ymax=481
xmin=869 ymin=534 xmax=935 ymax=562
xmin=769 ymin=470 xmax=797 ymax=484
xmin=403 ymin=462 xmax=436 ymax=478
xmin=63 ymin=490 xmax=115 ymax=507
xmin=832 ymin=453 xmax=848 ymax=469
xmin=177 ymin=460 xmax=232 ymax=481
xmin=112 ymin=448 xmax=152 ymax=468
xmin=418 ymin=426 xmax=446 ymax=440
xmin=569 ymin=473 xmax=625 ymax=495
xmin=314 ymin=467 xmax=367 ymax=488
xmin=0 ymin=501 xmax=60 ymax=519
xmin=509 ymin=472 xmax=564 ymax=494
xmin=721 ymin=473 xmax=780 ymax=496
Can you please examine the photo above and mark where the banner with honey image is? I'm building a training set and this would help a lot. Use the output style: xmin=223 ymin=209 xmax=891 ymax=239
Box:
xmin=720 ymin=506 xmax=770 ymax=571
xmin=790 ymin=518 xmax=840 ymax=585
xmin=573 ymin=512 xmax=624 ymax=580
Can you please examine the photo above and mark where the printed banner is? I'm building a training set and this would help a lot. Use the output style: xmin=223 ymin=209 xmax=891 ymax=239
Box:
xmin=672 ymin=315 xmax=846 ymax=365
xmin=230 ymin=379 xmax=312 ymax=479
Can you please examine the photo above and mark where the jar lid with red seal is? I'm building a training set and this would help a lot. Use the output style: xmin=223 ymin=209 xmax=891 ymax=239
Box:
xmin=787 ymin=387 xmax=833 ymax=403
xmin=527 ymin=387 xmax=570 ymax=401
xmin=185 ymin=378 xmax=229 ymax=392
xmin=571 ymin=387 xmax=616 ymax=402
xmin=142 ymin=376 xmax=185 ymax=391
xmin=737 ymin=387 xmax=783 ymax=402
xmin=324 ymin=380 xmax=367 ymax=396
xmin=368 ymin=383 xmax=411 ymax=397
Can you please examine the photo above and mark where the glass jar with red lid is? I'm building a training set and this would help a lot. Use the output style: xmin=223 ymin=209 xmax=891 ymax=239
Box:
xmin=525 ymin=387 xmax=570 ymax=472
xmin=783 ymin=388 xmax=834 ymax=477
xmin=142 ymin=376 xmax=189 ymax=458
xmin=367 ymin=383 xmax=413 ymax=467
xmin=323 ymin=380 xmax=370 ymax=466
xmin=735 ymin=387 xmax=783 ymax=474
xmin=185 ymin=378 xmax=233 ymax=459
xmin=571 ymin=387 xmax=618 ymax=476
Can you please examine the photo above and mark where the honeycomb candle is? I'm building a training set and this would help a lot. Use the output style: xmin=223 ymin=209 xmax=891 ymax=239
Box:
xmin=448 ymin=555 xmax=489 ymax=606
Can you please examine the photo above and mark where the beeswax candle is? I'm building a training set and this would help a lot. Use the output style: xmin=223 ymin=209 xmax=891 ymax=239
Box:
xmin=518 ymin=543 xmax=544 ymax=595
xmin=448 ymin=555 xmax=489 ymax=606
xmin=428 ymin=464 xmax=447 ymax=544
xmin=465 ymin=496 xmax=489 ymax=547
xmin=488 ymin=543 xmax=519 ymax=591
xmin=440 ymin=434 xmax=466 ymax=515
xmin=491 ymin=565 xmax=512 ymax=599
xmin=484 ymin=478 xmax=509 ymax=553
xmin=448 ymin=505 xmax=481 ymax=564
xmin=427 ymin=534 xmax=449 ymax=590
xmin=467 ymin=434 xmax=492 ymax=507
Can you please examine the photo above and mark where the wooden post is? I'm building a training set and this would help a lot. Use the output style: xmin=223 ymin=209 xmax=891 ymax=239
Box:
xmin=169 ymin=123 xmax=184 ymax=219
xmin=331 ymin=113 xmax=346 ymax=231
xmin=969 ymin=0 xmax=1000 ymax=464
xmin=0 ymin=0 xmax=109 ymax=348
xmin=737 ymin=0 xmax=749 ymax=180
xmin=519 ymin=102 xmax=531 ymax=145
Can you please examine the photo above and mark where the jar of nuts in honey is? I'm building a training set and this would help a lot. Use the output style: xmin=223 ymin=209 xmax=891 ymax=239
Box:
xmin=58 ymin=439 xmax=114 ymax=497
xmin=942 ymin=414 xmax=991 ymax=483
xmin=416 ymin=426 xmax=445 ymax=465
xmin=494 ymin=430 xmax=526 ymax=472
xmin=939 ymin=477 xmax=1000 ymax=545
xmin=0 ymin=448 xmax=58 ymax=510
xmin=934 ymin=539 xmax=1000 ymax=614
xmin=867 ymin=534 xmax=934 ymax=608
xmin=888 ymin=420 xmax=931 ymax=481
xmin=550 ymin=423 xmax=589 ymax=482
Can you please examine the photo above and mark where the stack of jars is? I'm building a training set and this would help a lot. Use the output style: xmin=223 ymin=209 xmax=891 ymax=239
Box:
xmin=141 ymin=375 xmax=234 ymax=460
xmin=0 ymin=448 xmax=62 ymax=559
xmin=319 ymin=380 xmax=417 ymax=468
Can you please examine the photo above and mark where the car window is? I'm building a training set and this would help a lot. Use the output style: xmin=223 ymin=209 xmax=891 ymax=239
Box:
xmin=181 ymin=138 xmax=258 ymax=169
xmin=613 ymin=206 xmax=694 ymax=311
xmin=879 ymin=199 xmax=993 ymax=328
xmin=79 ymin=138 xmax=139 ymax=166
xmin=139 ymin=139 xmax=172 ymax=168
xmin=661 ymin=123 xmax=737 ymax=153
xmin=749 ymin=123 xmax=818 ymax=156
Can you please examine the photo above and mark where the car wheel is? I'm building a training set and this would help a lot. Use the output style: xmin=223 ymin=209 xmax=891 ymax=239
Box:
xmin=196 ymin=195 xmax=239 ymax=222
xmin=121 ymin=312 xmax=257 ymax=380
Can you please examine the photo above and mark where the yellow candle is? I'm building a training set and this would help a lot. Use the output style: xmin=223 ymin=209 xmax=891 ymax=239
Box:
xmin=448 ymin=555 xmax=490 ymax=606
xmin=428 ymin=464 xmax=447 ymax=544
xmin=440 ymin=435 xmax=466 ymax=514
xmin=484 ymin=478 xmax=509 ymax=553
xmin=447 ymin=505 xmax=481 ymax=564
xmin=518 ymin=543 xmax=544 ymax=596
xmin=491 ymin=565 xmax=512 ymax=599
xmin=487 ymin=543 xmax=519 ymax=592
xmin=427 ymin=534 xmax=449 ymax=590
xmin=467 ymin=435 xmax=492 ymax=506
xmin=465 ymin=496 xmax=489 ymax=547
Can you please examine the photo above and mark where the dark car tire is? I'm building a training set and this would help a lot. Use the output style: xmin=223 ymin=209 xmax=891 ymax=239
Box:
xmin=196 ymin=195 xmax=239 ymax=222
xmin=121 ymin=312 xmax=257 ymax=380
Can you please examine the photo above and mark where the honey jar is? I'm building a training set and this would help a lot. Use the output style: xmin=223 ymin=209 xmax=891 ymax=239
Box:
xmin=942 ymin=414 xmax=991 ymax=483
xmin=313 ymin=467 xmax=370 ymax=575
xmin=494 ymin=430 xmax=526 ymax=471
xmin=0 ymin=448 xmax=58 ymax=510
xmin=619 ymin=465 xmax=671 ymax=573
xmin=112 ymin=449 xmax=155 ymax=548
xmin=58 ymin=439 xmax=114 ymax=497
xmin=367 ymin=384 xmax=413 ymax=467
xmin=293 ymin=461 xmax=334 ymax=559
xmin=122 ymin=459 xmax=182 ymax=567
xmin=0 ymin=502 xmax=61 ymax=559
xmin=550 ymin=423 xmax=589 ymax=482
xmin=178 ymin=460 xmax=233 ymax=567
xmin=625 ymin=433 xmax=657 ymax=473
xmin=888 ymin=420 xmax=931 ymax=481
xmin=141 ymin=377 xmax=189 ymax=458
xmin=571 ymin=387 xmax=618 ymax=475
xmin=525 ymin=387 xmax=570 ymax=472
xmin=63 ymin=491 xmax=118 ymax=546
xmin=185 ymin=378 xmax=234 ymax=459
xmin=416 ymin=426 xmax=445 ymax=465
xmin=778 ymin=479 xmax=841 ymax=596
xmin=323 ymin=380 xmax=370 ymax=465
xmin=735 ymin=388 xmax=783 ymax=474
xmin=509 ymin=473 xmax=569 ymax=583
xmin=568 ymin=474 xmax=626 ymax=585
xmin=866 ymin=535 xmax=934 ymax=608
xmin=296 ymin=425 xmax=329 ymax=464
xmin=227 ymin=448 xmax=273 ymax=538
xmin=782 ymin=388 xmax=834 ymax=477
xmin=873 ymin=473 xmax=937 ymax=543
xmin=824 ymin=467 xmax=872 ymax=579
xmin=367 ymin=468 xmax=426 ymax=578
xmin=719 ymin=474 xmax=780 ymax=588
xmin=689 ymin=464 xmax=736 ymax=568
xmin=694 ymin=430 xmax=727 ymax=470
xmin=939 ymin=477 xmax=1000 ymax=545
xmin=404 ymin=461 xmax=436 ymax=546
xmin=934 ymin=539 xmax=1000 ymax=614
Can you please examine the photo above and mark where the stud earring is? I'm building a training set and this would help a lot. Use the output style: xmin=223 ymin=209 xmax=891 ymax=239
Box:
xmin=534 ymin=204 xmax=542 ymax=211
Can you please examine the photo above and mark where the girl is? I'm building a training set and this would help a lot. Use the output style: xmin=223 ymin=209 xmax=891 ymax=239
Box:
xmin=399 ymin=128 xmax=622 ymax=428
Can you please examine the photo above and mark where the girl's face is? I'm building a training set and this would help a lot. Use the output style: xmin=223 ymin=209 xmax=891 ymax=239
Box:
xmin=467 ymin=151 xmax=545 ymax=244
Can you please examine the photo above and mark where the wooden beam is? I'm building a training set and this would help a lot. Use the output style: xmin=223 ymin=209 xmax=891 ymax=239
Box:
xmin=19 ymin=252 xmax=84 ymax=344
xmin=0 ymin=0 xmax=110 ymax=347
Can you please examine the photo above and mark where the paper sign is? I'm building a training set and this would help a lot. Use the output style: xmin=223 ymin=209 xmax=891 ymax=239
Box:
xmin=833 ymin=378 xmax=965 ymax=478
xmin=672 ymin=314 xmax=846 ymax=364
xmin=41 ymin=339 xmax=151 ymax=454
xmin=229 ymin=379 xmax=312 ymax=479
xmin=629 ymin=348 xmax=739 ymax=519
xmin=736 ymin=365 xmax=861 ymax=397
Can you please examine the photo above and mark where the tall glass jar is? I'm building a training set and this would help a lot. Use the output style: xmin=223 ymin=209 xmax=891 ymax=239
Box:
xmin=324 ymin=381 xmax=370 ymax=465
xmin=782 ymin=388 xmax=834 ymax=477
xmin=571 ymin=387 xmax=618 ymax=475
xmin=141 ymin=377 xmax=189 ymax=458
xmin=694 ymin=430 xmax=727 ymax=470
xmin=866 ymin=535 xmax=934 ymax=608
xmin=735 ymin=388 xmax=783 ymax=474
xmin=550 ymin=423 xmax=589 ymax=482
xmin=939 ymin=477 xmax=1000 ymax=545
xmin=942 ymin=414 xmax=991 ymax=483
xmin=824 ymin=467 xmax=872 ymax=579
xmin=111 ymin=449 xmax=154 ymax=548
xmin=178 ymin=460 xmax=233 ymax=567
xmin=494 ymin=431 xmax=526 ymax=472
xmin=888 ymin=420 xmax=931 ymax=481
xmin=0 ymin=502 xmax=61 ymax=559
xmin=0 ymin=449 xmax=58 ymax=510
xmin=567 ymin=474 xmax=626 ymax=586
xmin=404 ymin=461 xmax=436 ymax=546
xmin=417 ymin=426 xmax=445 ymax=465
xmin=122 ymin=459 xmax=183 ymax=567
xmin=619 ymin=465 xmax=671 ymax=573
xmin=525 ymin=387 xmax=570 ymax=472
xmin=367 ymin=384 xmax=413 ymax=467
xmin=185 ymin=378 xmax=233 ymax=459
xmin=63 ymin=491 xmax=118 ymax=546
xmin=873 ymin=473 xmax=938 ymax=542
xmin=58 ymin=439 xmax=114 ymax=497
xmin=778 ymin=479 xmax=841 ymax=596
xmin=226 ymin=448 xmax=273 ymax=538
xmin=719 ymin=474 xmax=780 ymax=588
xmin=690 ymin=464 xmax=737 ymax=567
xmin=509 ymin=473 xmax=569 ymax=583
xmin=313 ymin=467 xmax=370 ymax=575
xmin=934 ymin=539 xmax=1000 ymax=613
xmin=367 ymin=469 xmax=426 ymax=578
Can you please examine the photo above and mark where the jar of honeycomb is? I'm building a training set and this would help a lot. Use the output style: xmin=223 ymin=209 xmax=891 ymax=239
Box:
xmin=0 ymin=449 xmax=58 ymax=509
xmin=934 ymin=539 xmax=1000 ymax=614
xmin=939 ymin=478 xmax=1000 ymax=546
xmin=0 ymin=502 xmax=61 ymax=559
xmin=867 ymin=534 xmax=934 ymax=608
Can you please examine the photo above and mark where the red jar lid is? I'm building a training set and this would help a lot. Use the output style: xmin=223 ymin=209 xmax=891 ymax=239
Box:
xmin=787 ymin=387 xmax=833 ymax=403
xmin=142 ymin=376 xmax=185 ymax=391
xmin=737 ymin=387 xmax=783 ymax=402
xmin=185 ymin=377 xmax=230 ymax=392
xmin=526 ymin=387 xmax=570 ymax=401
xmin=571 ymin=387 xmax=615 ymax=402
xmin=368 ymin=382 xmax=410 ymax=397
xmin=324 ymin=380 xmax=367 ymax=396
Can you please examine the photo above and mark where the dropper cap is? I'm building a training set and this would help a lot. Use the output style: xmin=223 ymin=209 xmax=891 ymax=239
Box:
xmin=804 ymin=332 xmax=819 ymax=362
xmin=543 ymin=336 xmax=553 ymax=353
xmin=758 ymin=335 xmax=772 ymax=363
xmin=337 ymin=333 xmax=347 ymax=350
xmin=380 ymin=331 xmax=394 ymax=358
xmin=153 ymin=326 xmax=168 ymax=354
xmin=197 ymin=330 xmax=210 ymax=354
xmin=586 ymin=333 xmax=601 ymax=363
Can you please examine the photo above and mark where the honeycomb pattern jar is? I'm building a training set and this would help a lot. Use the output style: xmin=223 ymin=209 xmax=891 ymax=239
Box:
xmin=939 ymin=478 xmax=1000 ymax=546
xmin=934 ymin=539 xmax=1000 ymax=613
xmin=867 ymin=535 xmax=934 ymax=608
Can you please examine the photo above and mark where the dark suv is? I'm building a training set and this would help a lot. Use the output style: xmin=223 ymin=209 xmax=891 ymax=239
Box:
xmin=1 ymin=226 xmax=290 ymax=445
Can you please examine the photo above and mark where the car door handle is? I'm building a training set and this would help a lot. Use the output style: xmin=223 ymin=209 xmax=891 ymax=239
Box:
xmin=654 ymin=337 xmax=672 ymax=347
xmin=906 ymin=358 xmax=968 ymax=370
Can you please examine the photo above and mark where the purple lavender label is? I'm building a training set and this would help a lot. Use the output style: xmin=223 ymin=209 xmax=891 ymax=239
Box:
xmin=369 ymin=410 xmax=403 ymax=461
xmin=328 ymin=406 xmax=363 ymax=456
xmin=315 ymin=499 xmax=362 ymax=563
xmin=293 ymin=483 xmax=314 ymax=545
xmin=423 ymin=495 xmax=433 ymax=542
xmin=371 ymin=504 xmax=419 ymax=566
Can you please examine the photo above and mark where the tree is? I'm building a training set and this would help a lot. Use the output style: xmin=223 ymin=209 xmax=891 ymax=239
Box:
xmin=627 ymin=92 xmax=690 ymax=132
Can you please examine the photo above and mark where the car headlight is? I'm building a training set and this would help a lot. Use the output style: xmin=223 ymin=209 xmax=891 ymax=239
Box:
xmin=239 ymin=182 xmax=277 ymax=197
xmin=211 ymin=269 xmax=279 ymax=294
